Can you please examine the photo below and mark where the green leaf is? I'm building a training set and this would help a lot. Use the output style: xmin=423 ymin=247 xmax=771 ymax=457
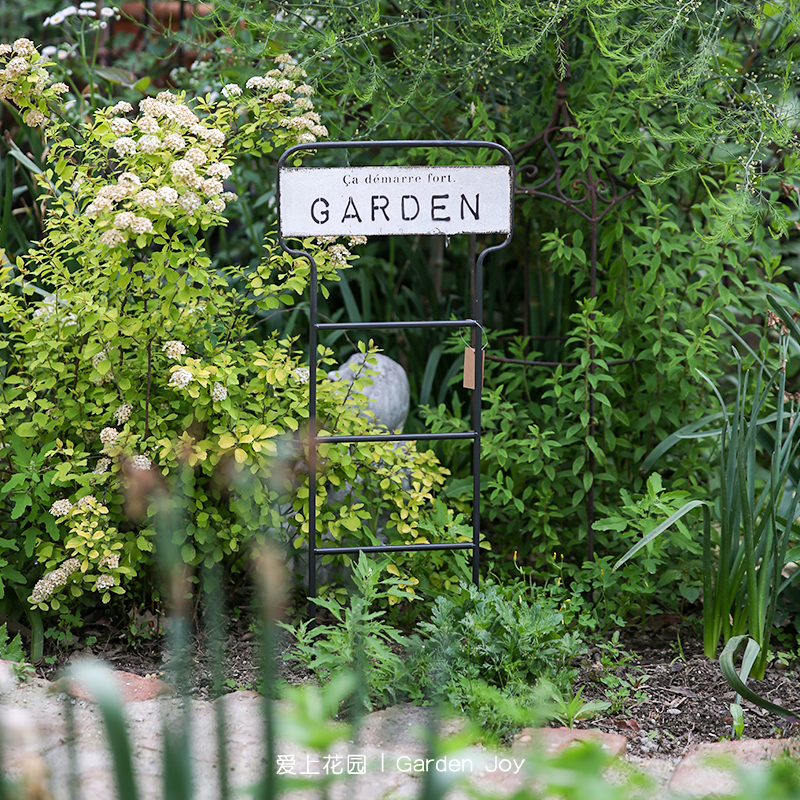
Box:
xmin=614 ymin=500 xmax=706 ymax=569
xmin=181 ymin=543 xmax=196 ymax=563
xmin=1 ymin=473 xmax=27 ymax=495
xmin=7 ymin=144 xmax=42 ymax=175
xmin=719 ymin=637 xmax=799 ymax=721
xmin=11 ymin=494 xmax=30 ymax=519
xmin=93 ymin=66 xmax=140 ymax=88
xmin=218 ymin=434 xmax=236 ymax=450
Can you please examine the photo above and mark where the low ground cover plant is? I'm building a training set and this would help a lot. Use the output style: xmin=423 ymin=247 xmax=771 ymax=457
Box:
xmin=282 ymin=565 xmax=590 ymax=737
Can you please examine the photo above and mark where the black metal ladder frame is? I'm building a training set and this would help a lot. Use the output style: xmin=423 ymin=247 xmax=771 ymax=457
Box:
xmin=276 ymin=140 xmax=515 ymax=619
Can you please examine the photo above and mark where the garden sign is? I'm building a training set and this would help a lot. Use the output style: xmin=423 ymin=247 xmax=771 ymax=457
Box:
xmin=279 ymin=165 xmax=513 ymax=237
xmin=277 ymin=140 xmax=514 ymax=619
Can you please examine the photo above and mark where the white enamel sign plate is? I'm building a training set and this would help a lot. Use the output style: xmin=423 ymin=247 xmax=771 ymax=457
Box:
xmin=279 ymin=165 xmax=513 ymax=237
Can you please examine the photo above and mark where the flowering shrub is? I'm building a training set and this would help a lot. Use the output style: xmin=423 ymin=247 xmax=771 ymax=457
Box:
xmin=0 ymin=38 xmax=69 ymax=125
xmin=0 ymin=42 xmax=449 ymax=620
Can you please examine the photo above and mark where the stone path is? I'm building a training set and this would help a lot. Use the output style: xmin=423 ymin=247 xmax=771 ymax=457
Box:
xmin=0 ymin=662 xmax=797 ymax=799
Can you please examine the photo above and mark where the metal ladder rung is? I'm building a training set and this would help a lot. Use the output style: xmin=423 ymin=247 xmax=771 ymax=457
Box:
xmin=315 ymin=319 xmax=480 ymax=331
xmin=314 ymin=542 xmax=475 ymax=555
xmin=315 ymin=432 xmax=476 ymax=444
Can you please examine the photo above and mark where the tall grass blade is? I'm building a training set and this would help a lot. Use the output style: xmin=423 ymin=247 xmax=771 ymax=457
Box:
xmin=419 ymin=343 xmax=445 ymax=408
xmin=641 ymin=412 xmax=726 ymax=472
xmin=258 ymin=620 xmax=278 ymax=800
xmin=613 ymin=500 xmax=706 ymax=569
xmin=67 ymin=660 xmax=140 ymax=800
xmin=336 ymin=270 xmax=362 ymax=324
xmin=205 ymin=566 xmax=230 ymax=800
xmin=701 ymin=505 xmax=719 ymax=658
xmin=63 ymin=691 xmax=80 ymax=800
xmin=155 ymin=490 xmax=194 ymax=800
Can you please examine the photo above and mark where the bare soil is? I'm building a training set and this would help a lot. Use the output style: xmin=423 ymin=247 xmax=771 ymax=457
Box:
xmin=572 ymin=622 xmax=800 ymax=759
xmin=35 ymin=613 xmax=800 ymax=760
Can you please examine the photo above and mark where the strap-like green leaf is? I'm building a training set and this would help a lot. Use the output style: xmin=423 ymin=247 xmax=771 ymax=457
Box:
xmin=719 ymin=636 xmax=799 ymax=722
xmin=613 ymin=500 xmax=706 ymax=569
xmin=67 ymin=660 xmax=140 ymax=800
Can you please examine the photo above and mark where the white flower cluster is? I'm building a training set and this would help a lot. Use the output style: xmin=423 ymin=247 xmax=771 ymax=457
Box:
xmin=130 ymin=454 xmax=151 ymax=470
xmin=91 ymin=347 xmax=114 ymax=383
xmin=92 ymin=347 xmax=108 ymax=366
xmin=134 ymin=189 xmax=159 ymax=209
xmin=24 ymin=108 xmax=46 ymax=127
xmin=95 ymin=574 xmax=115 ymax=591
xmin=163 ymin=132 xmax=185 ymax=150
xmin=138 ymin=114 xmax=160 ymax=134
xmin=159 ymin=186 xmax=178 ymax=204
xmin=32 ymin=296 xmax=75 ymax=325
xmin=244 ymin=54 xmax=322 ymax=141
xmin=207 ymin=162 xmax=231 ymax=179
xmin=179 ymin=192 xmax=201 ymax=213
xmin=100 ymin=229 xmax=125 ymax=246
xmin=163 ymin=340 xmax=187 ymax=359
xmin=139 ymin=134 xmax=160 ymax=153
xmin=94 ymin=457 xmax=112 ymax=474
xmin=112 ymin=136 xmax=137 ymax=156
xmin=83 ymin=89 xmax=240 ymax=242
xmin=185 ymin=147 xmax=207 ymax=166
xmin=0 ymin=38 xmax=54 ymax=105
xmin=293 ymin=366 xmax=310 ymax=384
xmin=29 ymin=558 xmax=81 ymax=604
xmin=110 ymin=117 xmax=132 ymax=135
xmin=100 ymin=426 xmax=119 ymax=446
xmin=277 ymin=110 xmax=327 ymax=139
xmin=114 ymin=403 xmax=133 ymax=424
xmin=6 ymin=38 xmax=34 ymax=56
xmin=49 ymin=498 xmax=73 ymax=517
xmin=63 ymin=558 xmax=81 ymax=574
xmin=211 ymin=382 xmax=227 ymax=401
xmin=99 ymin=553 xmax=120 ymax=569
xmin=111 ymin=211 xmax=153 ymax=233
xmin=328 ymin=243 xmax=351 ymax=265
xmin=33 ymin=299 xmax=55 ymax=319
xmin=169 ymin=368 xmax=193 ymax=388
xmin=76 ymin=494 xmax=96 ymax=509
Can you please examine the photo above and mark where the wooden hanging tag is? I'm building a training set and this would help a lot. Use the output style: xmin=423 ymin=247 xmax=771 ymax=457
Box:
xmin=463 ymin=346 xmax=485 ymax=390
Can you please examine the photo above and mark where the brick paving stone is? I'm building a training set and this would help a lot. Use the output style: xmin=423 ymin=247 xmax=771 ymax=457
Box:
xmin=512 ymin=726 xmax=628 ymax=758
xmin=668 ymin=739 xmax=800 ymax=797
xmin=58 ymin=669 xmax=174 ymax=703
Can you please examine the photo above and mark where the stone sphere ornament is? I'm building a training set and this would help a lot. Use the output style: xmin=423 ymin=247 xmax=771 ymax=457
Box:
xmin=327 ymin=352 xmax=410 ymax=432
